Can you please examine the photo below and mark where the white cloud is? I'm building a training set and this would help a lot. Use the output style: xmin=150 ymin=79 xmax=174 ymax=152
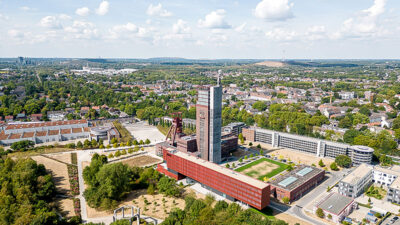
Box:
xmin=76 ymin=7 xmax=90 ymax=16
xmin=20 ymin=6 xmax=31 ymax=11
xmin=265 ymin=28 xmax=298 ymax=41
xmin=0 ymin=13 xmax=9 ymax=21
xmin=108 ymin=22 xmax=151 ymax=40
xmin=235 ymin=23 xmax=247 ymax=33
xmin=306 ymin=25 xmax=326 ymax=41
xmin=59 ymin=14 xmax=72 ymax=20
xmin=96 ymin=1 xmax=109 ymax=16
xmin=8 ymin=29 xmax=24 ymax=38
xmin=173 ymin=19 xmax=190 ymax=34
xmin=64 ymin=20 xmax=99 ymax=39
xmin=40 ymin=16 xmax=62 ymax=29
xmin=198 ymin=9 xmax=231 ymax=29
xmin=146 ymin=3 xmax=172 ymax=17
xmin=254 ymin=0 xmax=293 ymax=21
xmin=335 ymin=0 xmax=387 ymax=39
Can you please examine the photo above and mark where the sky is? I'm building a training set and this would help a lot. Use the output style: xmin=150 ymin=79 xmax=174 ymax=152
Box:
xmin=0 ymin=0 xmax=399 ymax=59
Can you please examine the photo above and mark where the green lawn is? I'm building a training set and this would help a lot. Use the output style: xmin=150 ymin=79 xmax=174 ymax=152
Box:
xmin=235 ymin=158 xmax=288 ymax=180
xmin=249 ymin=207 xmax=275 ymax=219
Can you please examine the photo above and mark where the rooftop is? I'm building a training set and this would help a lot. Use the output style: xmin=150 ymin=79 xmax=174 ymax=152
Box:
xmin=317 ymin=192 xmax=354 ymax=215
xmin=271 ymin=165 xmax=324 ymax=191
xmin=169 ymin=148 xmax=269 ymax=189
xmin=342 ymin=163 xmax=372 ymax=184
xmin=6 ymin=120 xmax=87 ymax=130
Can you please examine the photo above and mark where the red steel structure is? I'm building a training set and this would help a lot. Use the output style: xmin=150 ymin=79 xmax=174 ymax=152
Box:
xmin=160 ymin=147 xmax=271 ymax=210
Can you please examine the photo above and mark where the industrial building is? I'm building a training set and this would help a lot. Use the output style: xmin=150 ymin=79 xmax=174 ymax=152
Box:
xmin=242 ymin=127 xmax=374 ymax=165
xmin=158 ymin=147 xmax=270 ymax=209
xmin=270 ymin=165 xmax=325 ymax=202
xmin=314 ymin=192 xmax=357 ymax=223
xmin=0 ymin=120 xmax=90 ymax=145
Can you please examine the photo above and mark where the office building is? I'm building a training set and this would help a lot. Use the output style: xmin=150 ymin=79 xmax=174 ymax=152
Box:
xmin=270 ymin=165 xmax=325 ymax=202
xmin=242 ymin=127 xmax=374 ymax=165
xmin=158 ymin=147 xmax=270 ymax=209
xmin=223 ymin=122 xmax=246 ymax=137
xmin=196 ymin=85 xmax=222 ymax=163
xmin=338 ymin=164 xmax=373 ymax=198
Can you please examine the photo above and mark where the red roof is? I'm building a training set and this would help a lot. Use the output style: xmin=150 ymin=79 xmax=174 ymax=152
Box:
xmin=36 ymin=131 xmax=47 ymax=137
xmin=61 ymin=129 xmax=71 ymax=134
xmin=6 ymin=120 xmax=87 ymax=130
xmin=48 ymin=130 xmax=59 ymax=136
xmin=72 ymin=128 xmax=83 ymax=133
xmin=22 ymin=132 xmax=35 ymax=138
xmin=9 ymin=133 xmax=22 ymax=139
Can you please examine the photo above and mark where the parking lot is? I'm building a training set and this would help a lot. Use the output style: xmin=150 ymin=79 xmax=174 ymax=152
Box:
xmin=382 ymin=215 xmax=400 ymax=225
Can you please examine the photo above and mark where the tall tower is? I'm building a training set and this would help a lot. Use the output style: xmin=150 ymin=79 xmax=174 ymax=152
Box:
xmin=196 ymin=83 xmax=222 ymax=163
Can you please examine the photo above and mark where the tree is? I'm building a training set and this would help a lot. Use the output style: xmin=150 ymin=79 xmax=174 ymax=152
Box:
xmin=108 ymin=153 xmax=114 ymax=158
xmin=157 ymin=176 xmax=181 ymax=197
xmin=115 ymin=150 xmax=121 ymax=157
xmin=260 ymin=149 xmax=264 ymax=155
xmin=77 ymin=141 xmax=83 ymax=149
xmin=335 ymin=155 xmax=352 ymax=168
xmin=239 ymin=158 xmax=243 ymax=163
xmin=282 ymin=196 xmax=290 ymax=204
xmin=257 ymin=144 xmax=261 ymax=149
xmin=316 ymin=208 xmax=325 ymax=218
xmin=252 ymin=101 xmax=267 ymax=111
xmin=225 ymin=164 xmax=230 ymax=168
xmin=318 ymin=159 xmax=325 ymax=167
xmin=238 ymin=133 xmax=244 ymax=144
xmin=139 ymin=140 xmax=144 ymax=145
xmin=330 ymin=162 xmax=339 ymax=171
xmin=327 ymin=214 xmax=332 ymax=219
xmin=338 ymin=116 xmax=352 ymax=128
xmin=145 ymin=139 xmax=151 ymax=144
xmin=343 ymin=129 xmax=361 ymax=144
xmin=10 ymin=140 xmax=35 ymax=151
xmin=249 ymin=142 xmax=253 ymax=147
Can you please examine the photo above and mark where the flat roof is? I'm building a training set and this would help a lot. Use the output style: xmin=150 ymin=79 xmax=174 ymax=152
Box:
xmin=342 ymin=163 xmax=372 ymax=184
xmin=278 ymin=176 xmax=298 ymax=187
xmin=169 ymin=149 xmax=269 ymax=189
xmin=271 ymin=165 xmax=324 ymax=191
xmin=317 ymin=192 xmax=354 ymax=215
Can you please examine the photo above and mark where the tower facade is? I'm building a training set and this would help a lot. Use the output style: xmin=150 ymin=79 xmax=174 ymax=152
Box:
xmin=196 ymin=85 xmax=222 ymax=163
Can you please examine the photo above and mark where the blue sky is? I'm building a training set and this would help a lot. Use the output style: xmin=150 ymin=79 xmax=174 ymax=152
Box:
xmin=0 ymin=0 xmax=399 ymax=59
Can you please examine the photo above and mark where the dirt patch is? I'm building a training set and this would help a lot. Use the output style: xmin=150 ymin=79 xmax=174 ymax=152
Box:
xmin=86 ymin=189 xmax=186 ymax=219
xmin=32 ymin=156 xmax=70 ymax=195
xmin=270 ymin=148 xmax=334 ymax=169
xmin=242 ymin=161 xmax=279 ymax=179
xmin=46 ymin=152 xmax=72 ymax=164
xmin=57 ymin=198 xmax=75 ymax=218
xmin=272 ymin=209 xmax=312 ymax=225
xmin=120 ymin=155 xmax=162 ymax=167
xmin=254 ymin=61 xmax=286 ymax=67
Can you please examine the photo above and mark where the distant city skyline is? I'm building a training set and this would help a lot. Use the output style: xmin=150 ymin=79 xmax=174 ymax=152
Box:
xmin=0 ymin=0 xmax=399 ymax=59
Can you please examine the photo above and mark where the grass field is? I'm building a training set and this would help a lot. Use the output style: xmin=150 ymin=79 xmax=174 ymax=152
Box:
xmin=235 ymin=158 xmax=288 ymax=180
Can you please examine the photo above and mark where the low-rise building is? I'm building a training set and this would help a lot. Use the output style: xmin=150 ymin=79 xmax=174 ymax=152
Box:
xmin=270 ymin=165 xmax=325 ymax=202
xmin=314 ymin=192 xmax=357 ymax=223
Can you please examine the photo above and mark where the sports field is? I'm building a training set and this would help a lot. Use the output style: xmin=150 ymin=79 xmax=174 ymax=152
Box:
xmin=235 ymin=158 xmax=288 ymax=181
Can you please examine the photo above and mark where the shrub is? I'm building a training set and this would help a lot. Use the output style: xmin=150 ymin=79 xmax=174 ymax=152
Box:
xmin=128 ymin=148 xmax=133 ymax=154
xmin=330 ymin=162 xmax=339 ymax=171
xmin=318 ymin=159 xmax=325 ymax=167
xmin=115 ymin=150 xmax=121 ymax=157
xmin=316 ymin=208 xmax=324 ymax=218
xmin=108 ymin=153 xmax=114 ymax=158
xmin=282 ymin=196 xmax=290 ymax=204
xmin=121 ymin=149 xmax=127 ymax=155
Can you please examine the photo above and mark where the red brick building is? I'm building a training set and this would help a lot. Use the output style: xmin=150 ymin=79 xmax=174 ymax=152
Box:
xmin=270 ymin=165 xmax=325 ymax=202
xmin=158 ymin=147 xmax=270 ymax=210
